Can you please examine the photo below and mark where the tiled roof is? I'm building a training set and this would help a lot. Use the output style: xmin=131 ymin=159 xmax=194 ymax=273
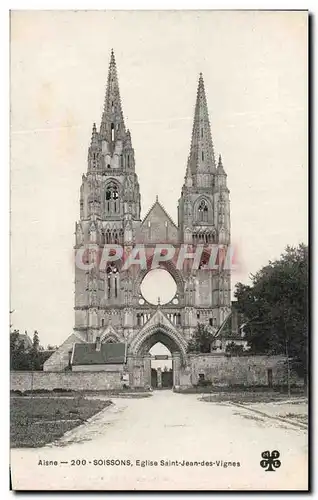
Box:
xmin=71 ymin=342 xmax=127 ymax=366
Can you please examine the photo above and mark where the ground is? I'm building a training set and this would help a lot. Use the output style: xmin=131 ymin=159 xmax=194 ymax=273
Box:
xmin=10 ymin=391 xmax=308 ymax=491
xmin=10 ymin=395 xmax=112 ymax=448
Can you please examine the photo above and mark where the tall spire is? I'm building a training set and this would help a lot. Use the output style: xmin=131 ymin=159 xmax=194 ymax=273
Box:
xmin=188 ymin=73 xmax=216 ymax=176
xmin=100 ymin=49 xmax=126 ymax=141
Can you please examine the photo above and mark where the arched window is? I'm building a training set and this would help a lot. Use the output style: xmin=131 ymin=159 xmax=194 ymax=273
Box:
xmin=198 ymin=200 xmax=208 ymax=222
xmin=106 ymin=264 xmax=119 ymax=299
xmin=105 ymin=183 xmax=120 ymax=215
xmin=111 ymin=123 xmax=115 ymax=142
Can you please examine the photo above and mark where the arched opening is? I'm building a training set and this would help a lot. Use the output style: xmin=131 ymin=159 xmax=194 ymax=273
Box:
xmin=131 ymin=323 xmax=187 ymax=390
xmin=106 ymin=263 xmax=119 ymax=299
xmin=105 ymin=182 xmax=119 ymax=214
xmin=150 ymin=342 xmax=173 ymax=389
xmin=140 ymin=268 xmax=177 ymax=305
xmin=198 ymin=199 xmax=208 ymax=222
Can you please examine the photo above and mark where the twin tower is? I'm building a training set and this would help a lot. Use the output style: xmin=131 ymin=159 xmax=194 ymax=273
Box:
xmin=45 ymin=50 xmax=232 ymax=371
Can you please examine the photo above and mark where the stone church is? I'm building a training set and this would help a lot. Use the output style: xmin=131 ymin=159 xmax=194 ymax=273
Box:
xmin=44 ymin=50 xmax=243 ymax=383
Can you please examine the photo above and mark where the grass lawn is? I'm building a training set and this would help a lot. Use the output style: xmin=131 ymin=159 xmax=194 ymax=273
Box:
xmin=282 ymin=413 xmax=308 ymax=424
xmin=10 ymin=396 xmax=112 ymax=448
xmin=200 ymin=392 xmax=306 ymax=404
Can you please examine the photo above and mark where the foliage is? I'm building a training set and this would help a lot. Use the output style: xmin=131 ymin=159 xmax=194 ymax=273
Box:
xmin=187 ymin=323 xmax=215 ymax=353
xmin=225 ymin=342 xmax=245 ymax=356
xmin=10 ymin=330 xmax=53 ymax=371
xmin=10 ymin=330 xmax=30 ymax=370
xmin=234 ymin=244 xmax=308 ymax=377
xmin=46 ymin=344 xmax=58 ymax=351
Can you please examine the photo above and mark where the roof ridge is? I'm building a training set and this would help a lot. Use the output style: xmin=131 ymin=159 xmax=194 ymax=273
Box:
xmin=141 ymin=198 xmax=177 ymax=229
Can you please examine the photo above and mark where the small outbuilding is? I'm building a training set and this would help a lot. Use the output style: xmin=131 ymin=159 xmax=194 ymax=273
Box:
xmin=70 ymin=338 xmax=127 ymax=372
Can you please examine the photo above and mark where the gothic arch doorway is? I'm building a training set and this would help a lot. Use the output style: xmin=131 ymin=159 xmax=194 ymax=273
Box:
xmin=128 ymin=321 xmax=187 ymax=389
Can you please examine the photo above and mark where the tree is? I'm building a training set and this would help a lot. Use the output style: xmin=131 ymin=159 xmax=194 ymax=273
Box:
xmin=30 ymin=330 xmax=42 ymax=370
xmin=225 ymin=342 xmax=244 ymax=356
xmin=10 ymin=330 xmax=31 ymax=370
xmin=10 ymin=329 xmax=51 ymax=371
xmin=234 ymin=244 xmax=308 ymax=378
xmin=46 ymin=344 xmax=58 ymax=351
xmin=32 ymin=330 xmax=40 ymax=351
xmin=187 ymin=323 xmax=215 ymax=353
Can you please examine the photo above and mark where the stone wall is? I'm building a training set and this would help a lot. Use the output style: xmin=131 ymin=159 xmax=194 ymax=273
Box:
xmin=11 ymin=355 xmax=302 ymax=392
xmin=10 ymin=370 xmax=122 ymax=392
xmin=183 ymin=354 xmax=300 ymax=387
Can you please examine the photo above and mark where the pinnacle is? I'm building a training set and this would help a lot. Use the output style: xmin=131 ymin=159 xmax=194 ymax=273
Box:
xmin=217 ymin=153 xmax=227 ymax=175
xmin=90 ymin=122 xmax=98 ymax=145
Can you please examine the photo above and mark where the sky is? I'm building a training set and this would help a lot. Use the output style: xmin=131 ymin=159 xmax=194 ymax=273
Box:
xmin=10 ymin=10 xmax=308 ymax=348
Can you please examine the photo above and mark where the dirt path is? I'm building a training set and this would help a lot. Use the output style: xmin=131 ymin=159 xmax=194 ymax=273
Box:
xmin=11 ymin=391 xmax=308 ymax=491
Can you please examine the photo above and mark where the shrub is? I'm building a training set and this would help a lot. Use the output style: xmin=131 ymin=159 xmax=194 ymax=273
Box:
xmin=197 ymin=379 xmax=212 ymax=387
xmin=52 ymin=388 xmax=73 ymax=393
xmin=10 ymin=390 xmax=23 ymax=396
xmin=24 ymin=389 xmax=51 ymax=395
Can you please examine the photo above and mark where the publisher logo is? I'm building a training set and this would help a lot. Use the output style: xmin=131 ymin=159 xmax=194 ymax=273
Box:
xmin=260 ymin=450 xmax=281 ymax=472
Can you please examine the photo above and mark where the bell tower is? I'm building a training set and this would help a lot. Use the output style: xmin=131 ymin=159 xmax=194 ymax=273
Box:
xmin=75 ymin=50 xmax=141 ymax=341
xmin=178 ymin=73 xmax=231 ymax=328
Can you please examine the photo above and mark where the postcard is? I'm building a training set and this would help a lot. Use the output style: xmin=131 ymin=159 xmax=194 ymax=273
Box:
xmin=10 ymin=10 xmax=308 ymax=491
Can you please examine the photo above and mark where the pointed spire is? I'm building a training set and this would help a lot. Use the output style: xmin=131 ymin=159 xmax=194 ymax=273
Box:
xmin=217 ymin=154 xmax=226 ymax=174
xmin=125 ymin=128 xmax=132 ymax=148
xmin=90 ymin=122 xmax=98 ymax=146
xmin=188 ymin=73 xmax=216 ymax=176
xmin=100 ymin=49 xmax=126 ymax=140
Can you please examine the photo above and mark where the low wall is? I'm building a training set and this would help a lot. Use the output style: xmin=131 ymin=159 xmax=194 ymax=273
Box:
xmin=184 ymin=354 xmax=300 ymax=387
xmin=11 ymin=355 xmax=302 ymax=392
xmin=10 ymin=370 xmax=122 ymax=392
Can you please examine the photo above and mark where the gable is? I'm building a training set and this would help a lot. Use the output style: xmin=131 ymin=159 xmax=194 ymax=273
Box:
xmin=139 ymin=308 xmax=176 ymax=333
xmin=100 ymin=325 xmax=121 ymax=342
xmin=136 ymin=200 xmax=178 ymax=244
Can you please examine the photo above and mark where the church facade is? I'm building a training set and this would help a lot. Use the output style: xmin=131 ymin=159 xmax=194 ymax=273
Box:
xmin=44 ymin=50 xmax=239 ymax=383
